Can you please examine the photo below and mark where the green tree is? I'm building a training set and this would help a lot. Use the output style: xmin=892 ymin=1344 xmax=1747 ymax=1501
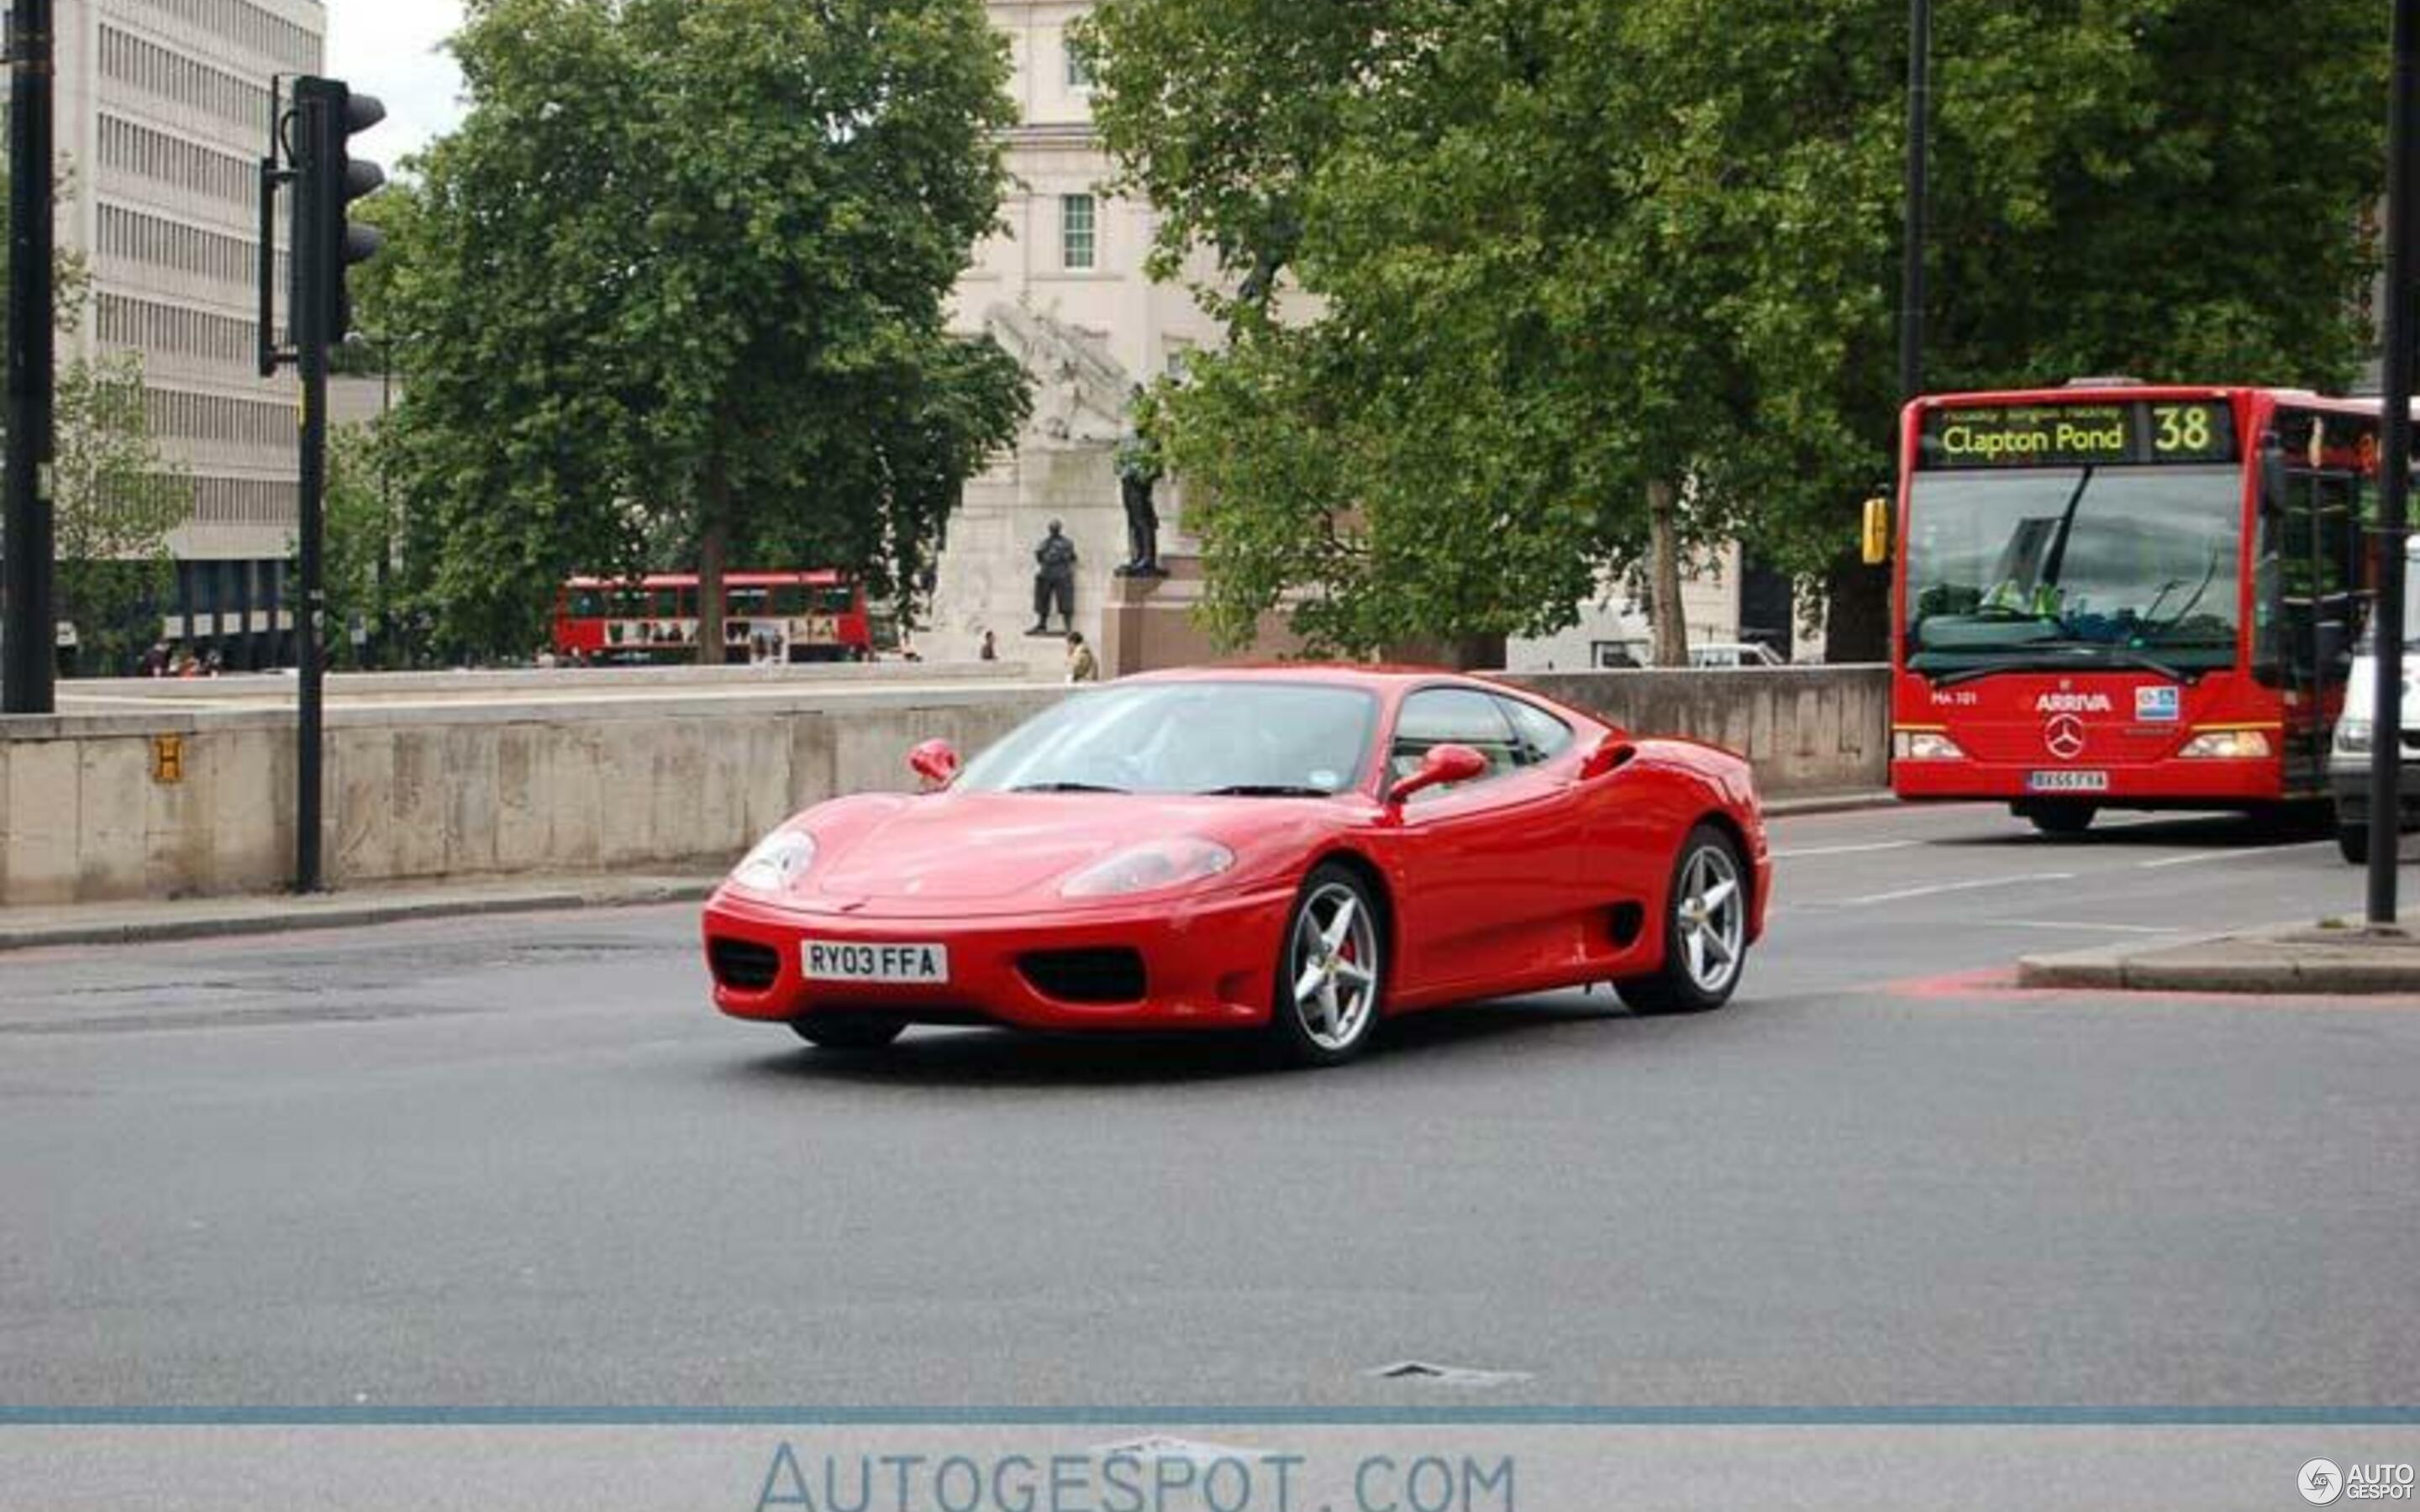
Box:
xmin=2 ymin=160 xmax=184 ymax=674
xmin=381 ymin=0 xmax=1030 ymax=661
xmin=1081 ymin=0 xmax=2385 ymax=663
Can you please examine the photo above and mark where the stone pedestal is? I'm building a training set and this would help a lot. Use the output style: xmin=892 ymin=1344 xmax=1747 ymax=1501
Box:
xmin=1102 ymin=555 xmax=1307 ymax=677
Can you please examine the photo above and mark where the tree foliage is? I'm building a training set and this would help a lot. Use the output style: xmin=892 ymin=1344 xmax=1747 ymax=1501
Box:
xmin=380 ymin=0 xmax=1030 ymax=658
xmin=1081 ymin=0 xmax=2386 ymax=660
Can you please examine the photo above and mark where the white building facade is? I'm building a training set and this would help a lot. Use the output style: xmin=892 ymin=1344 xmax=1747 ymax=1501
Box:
xmin=14 ymin=0 xmax=321 ymax=669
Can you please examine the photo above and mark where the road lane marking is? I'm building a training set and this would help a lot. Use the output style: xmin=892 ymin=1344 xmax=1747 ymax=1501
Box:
xmin=1978 ymin=920 xmax=2186 ymax=935
xmin=2138 ymin=843 xmax=2328 ymax=869
xmin=1773 ymin=841 xmax=1922 ymax=860
xmin=1839 ymin=872 xmax=2078 ymax=907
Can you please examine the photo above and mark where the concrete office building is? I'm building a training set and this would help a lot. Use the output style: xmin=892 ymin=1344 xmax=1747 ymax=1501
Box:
xmin=9 ymin=0 xmax=322 ymax=669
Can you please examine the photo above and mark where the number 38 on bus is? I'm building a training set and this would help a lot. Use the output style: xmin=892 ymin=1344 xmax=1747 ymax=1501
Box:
xmin=1886 ymin=382 xmax=2380 ymax=837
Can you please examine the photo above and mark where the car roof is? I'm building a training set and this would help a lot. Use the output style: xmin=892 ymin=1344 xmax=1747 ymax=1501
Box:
xmin=1120 ymin=663 xmax=1491 ymax=691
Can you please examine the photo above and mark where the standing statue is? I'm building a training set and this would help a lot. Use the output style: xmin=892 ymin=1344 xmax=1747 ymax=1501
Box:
xmin=1113 ymin=386 xmax=1168 ymax=578
xmin=1030 ymin=518 xmax=1078 ymax=634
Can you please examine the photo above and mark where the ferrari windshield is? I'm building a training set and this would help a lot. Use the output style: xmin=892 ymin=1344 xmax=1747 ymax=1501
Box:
xmin=1905 ymin=465 xmax=2244 ymax=674
xmin=955 ymin=681 xmax=1380 ymax=796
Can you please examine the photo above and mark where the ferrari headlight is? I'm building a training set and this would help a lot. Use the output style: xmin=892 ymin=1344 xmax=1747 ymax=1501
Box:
xmin=2178 ymin=730 xmax=2273 ymax=760
xmin=2335 ymin=718 xmax=2374 ymax=756
xmin=1060 ymin=837 xmax=1234 ymax=899
xmin=1893 ymin=730 xmax=1967 ymax=761
xmin=731 ymin=828 xmax=818 ymax=892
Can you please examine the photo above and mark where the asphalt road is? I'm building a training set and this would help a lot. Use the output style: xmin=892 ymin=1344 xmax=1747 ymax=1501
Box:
xmin=3 ymin=801 xmax=2414 ymax=1410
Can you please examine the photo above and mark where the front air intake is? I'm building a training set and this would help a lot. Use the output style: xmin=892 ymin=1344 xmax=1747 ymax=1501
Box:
xmin=1018 ymin=948 xmax=1147 ymax=1005
xmin=708 ymin=937 xmax=781 ymax=992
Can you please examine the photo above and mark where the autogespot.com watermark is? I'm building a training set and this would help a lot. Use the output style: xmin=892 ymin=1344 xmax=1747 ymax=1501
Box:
xmin=752 ymin=1442 xmax=1518 ymax=1512
xmin=2302 ymin=1457 xmax=2417 ymax=1504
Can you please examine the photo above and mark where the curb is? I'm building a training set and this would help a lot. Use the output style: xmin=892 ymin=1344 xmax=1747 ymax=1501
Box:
xmin=2018 ymin=936 xmax=2420 ymax=995
xmin=0 ymin=879 xmax=718 ymax=953
xmin=1765 ymin=790 xmax=1899 ymax=818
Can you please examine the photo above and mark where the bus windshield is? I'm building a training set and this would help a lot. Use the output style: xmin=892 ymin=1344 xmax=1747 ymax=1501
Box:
xmin=1904 ymin=465 xmax=2244 ymax=675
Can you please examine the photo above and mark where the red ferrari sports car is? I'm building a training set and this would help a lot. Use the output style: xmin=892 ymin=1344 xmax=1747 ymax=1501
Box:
xmin=702 ymin=667 xmax=1770 ymax=1065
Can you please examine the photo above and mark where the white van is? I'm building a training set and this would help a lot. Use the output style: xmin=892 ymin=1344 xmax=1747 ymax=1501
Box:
xmin=1689 ymin=641 xmax=1786 ymax=669
xmin=2328 ymin=537 xmax=2420 ymax=863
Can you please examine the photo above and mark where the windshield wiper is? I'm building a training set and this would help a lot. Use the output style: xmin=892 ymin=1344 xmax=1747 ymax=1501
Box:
xmin=1008 ymin=781 xmax=1130 ymax=795
xmin=1933 ymin=643 xmax=2191 ymax=689
xmin=1192 ymin=784 xmax=1337 ymax=798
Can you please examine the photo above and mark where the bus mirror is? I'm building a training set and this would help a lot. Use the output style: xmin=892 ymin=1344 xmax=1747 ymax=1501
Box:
xmin=2259 ymin=435 xmax=2289 ymax=513
xmin=2317 ymin=619 xmax=2349 ymax=674
xmin=1860 ymin=496 xmax=1891 ymax=566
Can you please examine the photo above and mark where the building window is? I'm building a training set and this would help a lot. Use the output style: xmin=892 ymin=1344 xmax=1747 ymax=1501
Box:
xmin=1065 ymin=39 xmax=1092 ymax=88
xmin=1060 ymin=193 xmax=1096 ymax=271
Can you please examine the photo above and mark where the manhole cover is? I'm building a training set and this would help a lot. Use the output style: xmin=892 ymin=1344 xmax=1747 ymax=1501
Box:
xmin=1365 ymin=1360 xmax=1534 ymax=1389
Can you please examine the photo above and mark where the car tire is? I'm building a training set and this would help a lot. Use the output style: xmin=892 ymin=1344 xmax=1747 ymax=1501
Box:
xmin=2339 ymin=824 xmax=2371 ymax=865
xmin=789 ymin=1016 xmax=907 ymax=1051
xmin=1268 ymin=863 xmax=1386 ymax=1067
xmin=1618 ymin=822 xmax=1750 ymax=1016
xmin=2017 ymin=801 xmax=2097 ymax=837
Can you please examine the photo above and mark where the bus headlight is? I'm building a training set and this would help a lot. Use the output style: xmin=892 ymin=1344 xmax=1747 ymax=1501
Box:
xmin=2178 ymin=730 xmax=2273 ymax=760
xmin=2333 ymin=719 xmax=2373 ymax=756
xmin=1893 ymin=730 xmax=1967 ymax=761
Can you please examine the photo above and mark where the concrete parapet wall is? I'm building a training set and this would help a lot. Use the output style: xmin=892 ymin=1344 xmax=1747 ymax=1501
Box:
xmin=1507 ymin=666 xmax=1890 ymax=799
xmin=1 ymin=684 xmax=1062 ymax=906
xmin=1 ymin=666 xmax=1886 ymax=906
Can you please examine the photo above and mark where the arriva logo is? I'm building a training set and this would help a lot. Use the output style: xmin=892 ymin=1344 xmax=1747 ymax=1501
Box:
xmin=2035 ymin=692 xmax=2116 ymax=714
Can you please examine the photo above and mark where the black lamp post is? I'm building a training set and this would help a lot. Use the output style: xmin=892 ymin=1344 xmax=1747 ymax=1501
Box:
xmin=1899 ymin=0 xmax=1930 ymax=406
xmin=2368 ymin=0 xmax=2418 ymax=927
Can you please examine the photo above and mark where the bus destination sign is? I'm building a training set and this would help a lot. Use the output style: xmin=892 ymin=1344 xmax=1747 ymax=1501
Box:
xmin=1918 ymin=400 xmax=2238 ymax=470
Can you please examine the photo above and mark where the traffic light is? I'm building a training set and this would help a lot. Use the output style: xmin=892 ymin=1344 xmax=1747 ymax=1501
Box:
xmin=289 ymin=76 xmax=385 ymax=354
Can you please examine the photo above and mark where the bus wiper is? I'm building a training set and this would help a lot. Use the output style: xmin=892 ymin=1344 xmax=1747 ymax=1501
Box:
xmin=1932 ymin=644 xmax=2191 ymax=689
xmin=1193 ymin=784 xmax=1337 ymax=798
xmin=1009 ymin=781 xmax=1130 ymax=794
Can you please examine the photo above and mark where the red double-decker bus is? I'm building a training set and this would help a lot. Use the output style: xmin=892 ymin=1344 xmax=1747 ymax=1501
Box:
xmin=553 ymin=571 xmax=873 ymax=665
xmin=1891 ymin=382 xmax=2377 ymax=834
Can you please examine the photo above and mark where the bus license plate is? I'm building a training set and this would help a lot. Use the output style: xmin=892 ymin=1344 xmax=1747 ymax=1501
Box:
xmin=2027 ymin=770 xmax=2110 ymax=794
xmin=803 ymin=940 xmax=950 ymax=984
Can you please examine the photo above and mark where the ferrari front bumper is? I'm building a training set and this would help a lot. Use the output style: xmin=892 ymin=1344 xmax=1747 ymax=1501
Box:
xmin=702 ymin=884 xmax=1299 ymax=1032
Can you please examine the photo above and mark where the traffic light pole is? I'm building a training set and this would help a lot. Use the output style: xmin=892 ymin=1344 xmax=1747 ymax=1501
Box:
xmin=2370 ymin=0 xmax=2419 ymax=928
xmin=4 ymin=0 xmax=57 ymax=716
xmin=292 ymin=87 xmax=329 ymax=893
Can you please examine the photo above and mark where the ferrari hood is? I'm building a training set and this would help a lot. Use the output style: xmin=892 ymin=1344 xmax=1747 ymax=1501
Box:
xmin=807 ymin=791 xmax=1316 ymax=904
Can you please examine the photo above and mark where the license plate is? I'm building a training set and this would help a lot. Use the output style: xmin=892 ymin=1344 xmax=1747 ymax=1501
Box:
xmin=802 ymin=940 xmax=950 ymax=984
xmin=2026 ymin=770 xmax=2110 ymax=793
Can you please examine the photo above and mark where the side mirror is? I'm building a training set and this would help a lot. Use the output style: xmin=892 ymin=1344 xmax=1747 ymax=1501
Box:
xmin=2259 ymin=434 xmax=2290 ymax=515
xmin=908 ymin=738 xmax=960 ymax=791
xmin=1860 ymin=495 xmax=1891 ymax=566
xmin=1581 ymin=732 xmax=1638 ymax=780
xmin=1387 ymin=743 xmax=1489 ymax=806
xmin=2317 ymin=618 xmax=2349 ymax=675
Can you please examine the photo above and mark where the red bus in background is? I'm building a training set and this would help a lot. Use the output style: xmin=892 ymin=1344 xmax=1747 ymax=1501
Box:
xmin=553 ymin=571 xmax=873 ymax=664
xmin=1891 ymin=383 xmax=2377 ymax=834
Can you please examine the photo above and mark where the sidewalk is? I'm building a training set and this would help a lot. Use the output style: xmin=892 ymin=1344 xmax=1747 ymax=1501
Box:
xmin=0 ymin=790 xmax=1899 ymax=955
xmin=0 ymin=874 xmax=719 ymax=953
xmin=2019 ymin=916 xmax=2420 ymax=995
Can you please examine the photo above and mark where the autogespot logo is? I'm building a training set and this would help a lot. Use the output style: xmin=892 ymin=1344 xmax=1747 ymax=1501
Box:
xmin=2304 ymin=1459 xmax=2344 ymax=1504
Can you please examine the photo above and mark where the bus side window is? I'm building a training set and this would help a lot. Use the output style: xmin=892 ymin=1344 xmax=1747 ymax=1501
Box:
xmin=773 ymin=587 xmax=808 ymax=616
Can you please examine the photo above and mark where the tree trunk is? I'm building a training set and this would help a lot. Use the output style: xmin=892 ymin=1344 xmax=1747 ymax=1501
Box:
xmin=697 ymin=460 xmax=730 ymax=669
xmin=1648 ymin=477 xmax=1690 ymax=668
xmin=1823 ymin=552 xmax=1891 ymax=664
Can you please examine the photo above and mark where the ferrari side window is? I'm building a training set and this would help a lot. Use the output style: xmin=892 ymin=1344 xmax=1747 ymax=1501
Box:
xmin=1391 ymin=690 xmax=1522 ymax=798
xmin=1494 ymin=696 xmax=1575 ymax=766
